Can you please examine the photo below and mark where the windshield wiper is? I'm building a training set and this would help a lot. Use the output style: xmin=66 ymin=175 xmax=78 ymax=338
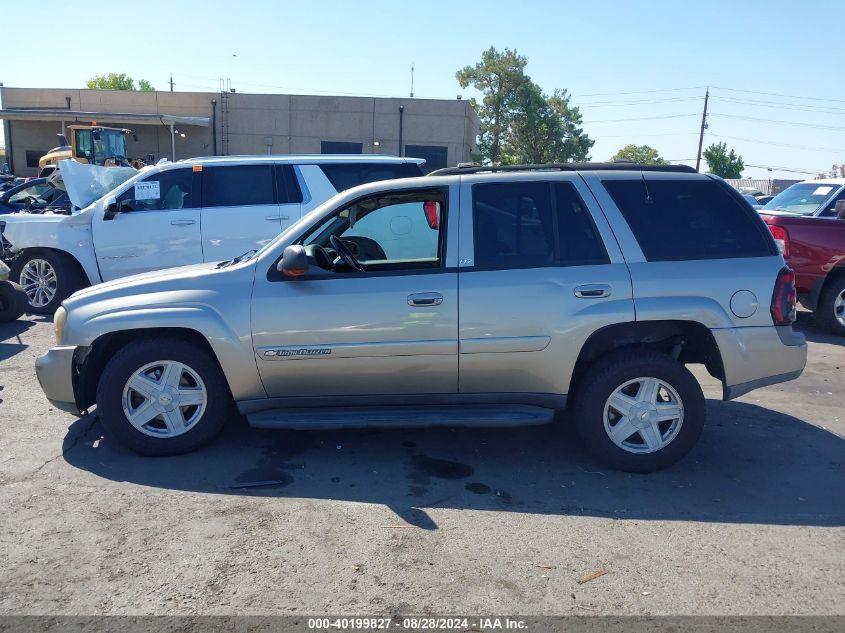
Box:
xmin=216 ymin=249 xmax=257 ymax=268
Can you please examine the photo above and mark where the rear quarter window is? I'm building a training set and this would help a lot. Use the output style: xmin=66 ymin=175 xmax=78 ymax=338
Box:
xmin=603 ymin=179 xmax=776 ymax=261
xmin=319 ymin=163 xmax=424 ymax=192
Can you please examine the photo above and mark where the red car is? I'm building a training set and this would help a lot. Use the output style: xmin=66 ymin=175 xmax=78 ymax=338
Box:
xmin=760 ymin=211 xmax=845 ymax=335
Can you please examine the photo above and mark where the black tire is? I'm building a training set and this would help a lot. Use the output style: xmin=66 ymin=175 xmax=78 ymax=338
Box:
xmin=0 ymin=280 xmax=27 ymax=321
xmin=572 ymin=349 xmax=705 ymax=473
xmin=816 ymin=275 xmax=845 ymax=337
xmin=10 ymin=249 xmax=84 ymax=315
xmin=95 ymin=338 xmax=232 ymax=456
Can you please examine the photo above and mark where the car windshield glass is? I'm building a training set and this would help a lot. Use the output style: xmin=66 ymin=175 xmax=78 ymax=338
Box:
xmin=96 ymin=130 xmax=127 ymax=160
xmin=762 ymin=183 xmax=840 ymax=215
xmin=9 ymin=183 xmax=51 ymax=203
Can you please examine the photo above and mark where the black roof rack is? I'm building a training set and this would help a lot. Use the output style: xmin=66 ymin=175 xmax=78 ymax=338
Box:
xmin=427 ymin=162 xmax=697 ymax=177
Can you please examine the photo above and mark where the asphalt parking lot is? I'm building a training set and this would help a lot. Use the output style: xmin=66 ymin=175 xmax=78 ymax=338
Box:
xmin=0 ymin=312 xmax=842 ymax=615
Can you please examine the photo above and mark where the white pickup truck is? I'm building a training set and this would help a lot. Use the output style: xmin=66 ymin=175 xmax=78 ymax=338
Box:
xmin=0 ymin=155 xmax=424 ymax=312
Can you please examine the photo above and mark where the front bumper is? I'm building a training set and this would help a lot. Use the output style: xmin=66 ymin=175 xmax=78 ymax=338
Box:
xmin=35 ymin=346 xmax=81 ymax=414
xmin=712 ymin=325 xmax=807 ymax=400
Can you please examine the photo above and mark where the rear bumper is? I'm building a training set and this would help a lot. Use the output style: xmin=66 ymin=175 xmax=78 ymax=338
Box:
xmin=712 ymin=325 xmax=807 ymax=400
xmin=35 ymin=346 xmax=81 ymax=414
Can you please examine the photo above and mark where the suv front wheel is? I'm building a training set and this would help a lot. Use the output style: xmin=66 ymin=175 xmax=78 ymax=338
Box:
xmin=96 ymin=338 xmax=232 ymax=455
xmin=572 ymin=349 xmax=705 ymax=473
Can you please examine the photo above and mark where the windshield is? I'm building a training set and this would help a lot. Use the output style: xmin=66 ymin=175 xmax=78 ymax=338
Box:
xmin=762 ymin=183 xmax=842 ymax=215
xmin=95 ymin=130 xmax=128 ymax=161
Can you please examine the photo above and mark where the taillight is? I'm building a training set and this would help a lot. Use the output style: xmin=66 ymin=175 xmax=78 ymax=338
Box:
xmin=771 ymin=267 xmax=797 ymax=325
xmin=423 ymin=200 xmax=440 ymax=230
xmin=768 ymin=224 xmax=790 ymax=257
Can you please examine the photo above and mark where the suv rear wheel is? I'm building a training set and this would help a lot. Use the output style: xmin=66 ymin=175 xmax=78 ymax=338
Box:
xmin=572 ymin=349 xmax=705 ymax=473
xmin=96 ymin=338 xmax=231 ymax=455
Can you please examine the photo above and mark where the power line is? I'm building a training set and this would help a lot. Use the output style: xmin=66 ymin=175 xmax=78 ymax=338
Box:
xmin=575 ymin=86 xmax=705 ymax=97
xmin=710 ymin=113 xmax=845 ymax=132
xmin=744 ymin=163 xmax=825 ymax=175
xmin=584 ymin=113 xmax=700 ymax=124
xmin=711 ymin=85 xmax=845 ymax=105
xmin=711 ymin=96 xmax=845 ymax=115
xmin=708 ymin=133 xmax=843 ymax=154
xmin=597 ymin=132 xmax=699 ymax=138
xmin=577 ymin=96 xmax=702 ymax=107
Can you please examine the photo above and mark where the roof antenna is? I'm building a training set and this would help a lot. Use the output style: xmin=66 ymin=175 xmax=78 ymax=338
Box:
xmin=640 ymin=171 xmax=654 ymax=204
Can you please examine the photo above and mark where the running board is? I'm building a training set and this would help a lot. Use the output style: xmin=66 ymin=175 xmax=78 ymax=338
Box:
xmin=246 ymin=404 xmax=555 ymax=430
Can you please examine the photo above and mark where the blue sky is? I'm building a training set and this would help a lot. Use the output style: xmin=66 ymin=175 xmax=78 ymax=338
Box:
xmin=4 ymin=0 xmax=843 ymax=179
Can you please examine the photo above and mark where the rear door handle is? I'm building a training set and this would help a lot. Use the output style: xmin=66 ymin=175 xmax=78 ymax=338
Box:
xmin=408 ymin=292 xmax=443 ymax=307
xmin=170 ymin=219 xmax=196 ymax=226
xmin=265 ymin=216 xmax=282 ymax=221
xmin=574 ymin=284 xmax=611 ymax=299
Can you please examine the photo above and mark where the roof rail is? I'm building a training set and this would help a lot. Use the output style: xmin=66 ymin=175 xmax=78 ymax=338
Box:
xmin=427 ymin=162 xmax=697 ymax=176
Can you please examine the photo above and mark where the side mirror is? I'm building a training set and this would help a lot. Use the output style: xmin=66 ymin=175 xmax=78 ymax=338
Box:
xmin=103 ymin=195 xmax=119 ymax=221
xmin=277 ymin=245 xmax=309 ymax=277
xmin=835 ymin=200 xmax=845 ymax=220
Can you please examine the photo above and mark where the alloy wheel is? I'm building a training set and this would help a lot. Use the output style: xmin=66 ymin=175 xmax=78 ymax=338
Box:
xmin=834 ymin=289 xmax=845 ymax=327
xmin=19 ymin=259 xmax=57 ymax=308
xmin=603 ymin=377 xmax=684 ymax=454
xmin=121 ymin=360 xmax=208 ymax=438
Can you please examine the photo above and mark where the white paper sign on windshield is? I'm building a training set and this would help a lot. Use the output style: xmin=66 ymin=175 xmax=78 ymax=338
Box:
xmin=813 ymin=186 xmax=833 ymax=196
xmin=134 ymin=181 xmax=160 ymax=201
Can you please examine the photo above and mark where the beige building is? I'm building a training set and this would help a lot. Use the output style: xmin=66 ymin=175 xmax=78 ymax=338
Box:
xmin=0 ymin=86 xmax=479 ymax=176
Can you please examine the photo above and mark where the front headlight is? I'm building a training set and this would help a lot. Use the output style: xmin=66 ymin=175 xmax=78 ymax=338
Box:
xmin=54 ymin=306 xmax=67 ymax=344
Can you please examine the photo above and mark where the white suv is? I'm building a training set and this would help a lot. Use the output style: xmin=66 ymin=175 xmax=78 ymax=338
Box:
xmin=0 ymin=155 xmax=424 ymax=312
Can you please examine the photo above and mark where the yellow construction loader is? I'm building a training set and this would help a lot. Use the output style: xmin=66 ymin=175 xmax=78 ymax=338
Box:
xmin=38 ymin=125 xmax=146 ymax=176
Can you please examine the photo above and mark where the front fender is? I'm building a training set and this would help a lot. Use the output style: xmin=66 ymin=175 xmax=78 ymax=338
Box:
xmin=2 ymin=211 xmax=100 ymax=284
xmin=72 ymin=303 xmax=265 ymax=401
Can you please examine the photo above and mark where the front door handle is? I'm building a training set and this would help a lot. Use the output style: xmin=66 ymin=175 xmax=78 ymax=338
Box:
xmin=408 ymin=292 xmax=443 ymax=307
xmin=574 ymin=284 xmax=611 ymax=299
xmin=170 ymin=219 xmax=196 ymax=226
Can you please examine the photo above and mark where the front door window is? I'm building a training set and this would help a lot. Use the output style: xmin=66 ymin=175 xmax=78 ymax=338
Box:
xmin=302 ymin=188 xmax=446 ymax=273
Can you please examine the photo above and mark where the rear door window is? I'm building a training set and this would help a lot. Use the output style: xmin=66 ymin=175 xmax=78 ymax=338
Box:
xmin=603 ymin=179 xmax=776 ymax=261
xmin=202 ymin=165 xmax=274 ymax=207
xmin=275 ymin=164 xmax=303 ymax=204
xmin=472 ymin=181 xmax=608 ymax=269
xmin=319 ymin=163 xmax=424 ymax=192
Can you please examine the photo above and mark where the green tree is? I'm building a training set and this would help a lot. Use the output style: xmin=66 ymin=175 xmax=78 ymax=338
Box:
xmin=457 ymin=47 xmax=592 ymax=165
xmin=703 ymin=142 xmax=744 ymax=178
xmin=456 ymin=47 xmax=528 ymax=164
xmin=86 ymin=73 xmax=154 ymax=91
xmin=502 ymin=85 xmax=593 ymax=164
xmin=610 ymin=144 xmax=667 ymax=165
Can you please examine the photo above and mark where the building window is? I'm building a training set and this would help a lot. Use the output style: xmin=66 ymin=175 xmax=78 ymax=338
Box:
xmin=405 ymin=145 xmax=448 ymax=173
xmin=321 ymin=141 xmax=364 ymax=154
xmin=25 ymin=150 xmax=43 ymax=168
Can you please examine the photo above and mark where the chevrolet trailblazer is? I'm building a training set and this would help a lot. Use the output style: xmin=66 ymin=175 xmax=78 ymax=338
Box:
xmin=34 ymin=163 xmax=807 ymax=472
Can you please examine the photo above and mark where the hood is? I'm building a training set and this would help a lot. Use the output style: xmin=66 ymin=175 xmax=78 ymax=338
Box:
xmin=57 ymin=159 xmax=137 ymax=210
xmin=67 ymin=261 xmax=228 ymax=305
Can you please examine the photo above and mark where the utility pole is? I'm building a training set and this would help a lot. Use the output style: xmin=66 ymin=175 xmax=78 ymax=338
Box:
xmin=170 ymin=73 xmax=174 ymax=92
xmin=695 ymin=87 xmax=709 ymax=172
xmin=410 ymin=63 xmax=414 ymax=98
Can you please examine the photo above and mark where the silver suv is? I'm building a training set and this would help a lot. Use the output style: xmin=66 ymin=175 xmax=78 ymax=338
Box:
xmin=35 ymin=163 xmax=807 ymax=472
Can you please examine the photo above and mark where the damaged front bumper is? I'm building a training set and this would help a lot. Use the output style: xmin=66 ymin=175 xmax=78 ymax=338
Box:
xmin=35 ymin=346 xmax=82 ymax=414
